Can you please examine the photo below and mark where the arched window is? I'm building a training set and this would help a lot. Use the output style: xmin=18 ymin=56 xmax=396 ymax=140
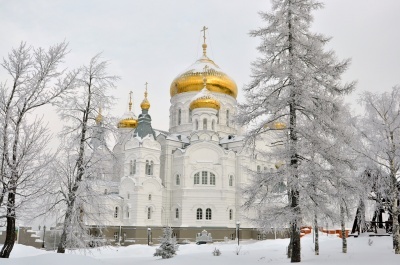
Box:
xmin=147 ymin=207 xmax=152 ymax=219
xmin=176 ymin=208 xmax=179 ymax=219
xmin=212 ymin=120 xmax=215 ymax=131
xmin=189 ymin=109 xmax=192 ymax=122
xmin=206 ymin=208 xmax=212 ymax=220
xmin=210 ymin=173 xmax=215 ymax=185
xmin=195 ymin=120 xmax=199 ymax=130
xmin=150 ymin=161 xmax=154 ymax=175
xmin=229 ymin=209 xmax=233 ymax=220
xmin=146 ymin=160 xmax=153 ymax=175
xmin=226 ymin=110 xmax=230 ymax=126
xmin=229 ymin=175 xmax=233 ymax=186
xmin=176 ymin=174 xmax=180 ymax=185
xmin=257 ymin=165 xmax=261 ymax=173
xmin=196 ymin=208 xmax=203 ymax=220
xmin=203 ymin=118 xmax=207 ymax=130
xmin=201 ymin=171 xmax=208 ymax=184
xmin=114 ymin=207 xmax=119 ymax=218
xmin=178 ymin=109 xmax=181 ymax=125
xmin=217 ymin=111 xmax=219 ymax=124
xmin=126 ymin=206 xmax=129 ymax=218
xmin=130 ymin=160 xmax=136 ymax=175
xmin=148 ymin=194 xmax=152 ymax=201
xmin=194 ymin=173 xmax=200 ymax=185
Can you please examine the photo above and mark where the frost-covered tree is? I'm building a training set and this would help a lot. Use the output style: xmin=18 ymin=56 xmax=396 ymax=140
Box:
xmin=0 ymin=42 xmax=77 ymax=258
xmin=154 ymin=226 xmax=178 ymax=259
xmin=359 ymin=87 xmax=400 ymax=254
xmin=55 ymin=54 xmax=118 ymax=253
xmin=238 ymin=0 xmax=355 ymax=262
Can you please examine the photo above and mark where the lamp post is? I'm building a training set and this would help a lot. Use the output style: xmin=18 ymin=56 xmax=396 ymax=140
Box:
xmin=236 ymin=221 xmax=240 ymax=246
xmin=147 ymin=228 xmax=151 ymax=246
xmin=42 ymin=225 xmax=46 ymax=249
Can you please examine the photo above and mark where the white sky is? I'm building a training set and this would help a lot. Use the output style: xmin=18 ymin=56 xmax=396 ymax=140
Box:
xmin=1 ymin=0 xmax=400 ymax=131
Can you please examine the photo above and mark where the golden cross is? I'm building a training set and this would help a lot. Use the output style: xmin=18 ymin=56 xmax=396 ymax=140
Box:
xmin=201 ymin=26 xmax=208 ymax=44
xmin=128 ymin=91 xmax=133 ymax=111
xmin=144 ymin=82 xmax=148 ymax=98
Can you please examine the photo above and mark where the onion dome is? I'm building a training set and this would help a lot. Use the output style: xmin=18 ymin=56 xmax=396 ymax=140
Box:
xmin=189 ymin=72 xmax=221 ymax=110
xmin=117 ymin=92 xmax=138 ymax=129
xmin=263 ymin=122 xmax=287 ymax=130
xmin=140 ymin=84 xmax=150 ymax=110
xmin=170 ymin=27 xmax=237 ymax=98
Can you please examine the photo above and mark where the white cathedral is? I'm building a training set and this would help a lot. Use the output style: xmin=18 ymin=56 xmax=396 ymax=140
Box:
xmin=95 ymin=31 xmax=281 ymax=244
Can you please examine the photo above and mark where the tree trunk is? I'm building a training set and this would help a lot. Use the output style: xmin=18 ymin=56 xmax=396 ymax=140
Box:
xmin=392 ymin=196 xmax=400 ymax=253
xmin=340 ymin=203 xmax=347 ymax=253
xmin=290 ymin=189 xmax=301 ymax=262
xmin=0 ymin=189 xmax=16 ymax=258
xmin=315 ymin=214 xmax=319 ymax=255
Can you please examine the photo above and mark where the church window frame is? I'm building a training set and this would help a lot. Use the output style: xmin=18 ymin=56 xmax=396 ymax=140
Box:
xmin=178 ymin=108 xmax=182 ymax=125
xmin=130 ymin=160 xmax=136 ymax=175
xmin=229 ymin=209 xmax=233 ymax=220
xmin=229 ymin=175 xmax=233 ymax=186
xmin=176 ymin=174 xmax=181 ymax=185
xmin=175 ymin=208 xmax=179 ymax=219
xmin=203 ymin=118 xmax=207 ymax=130
xmin=257 ymin=165 xmax=261 ymax=173
xmin=146 ymin=160 xmax=154 ymax=175
xmin=206 ymin=208 xmax=212 ymax=220
xmin=201 ymin=171 xmax=208 ymax=184
xmin=195 ymin=120 xmax=199 ymax=130
xmin=189 ymin=109 xmax=192 ymax=122
xmin=210 ymin=173 xmax=215 ymax=185
xmin=212 ymin=120 xmax=215 ymax=131
xmin=114 ymin=206 xmax=119 ymax=218
xmin=194 ymin=173 xmax=200 ymax=184
xmin=147 ymin=207 xmax=152 ymax=220
xmin=148 ymin=194 xmax=152 ymax=201
xmin=226 ymin=109 xmax=230 ymax=126
xmin=114 ymin=232 xmax=119 ymax=241
xmin=196 ymin=208 xmax=203 ymax=220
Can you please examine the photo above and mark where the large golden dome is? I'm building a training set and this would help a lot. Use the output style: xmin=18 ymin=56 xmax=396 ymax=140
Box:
xmin=190 ymin=87 xmax=221 ymax=111
xmin=170 ymin=55 xmax=237 ymax=98
xmin=117 ymin=111 xmax=138 ymax=129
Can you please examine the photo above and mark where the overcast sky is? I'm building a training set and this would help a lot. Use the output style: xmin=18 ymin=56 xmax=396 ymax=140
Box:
xmin=1 ymin=0 xmax=400 ymax=132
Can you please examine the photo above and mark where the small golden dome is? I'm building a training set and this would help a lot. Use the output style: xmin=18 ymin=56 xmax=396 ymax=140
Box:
xmin=170 ymin=56 xmax=237 ymax=98
xmin=189 ymin=87 xmax=221 ymax=111
xmin=117 ymin=92 xmax=138 ymax=129
xmin=140 ymin=86 xmax=150 ymax=110
xmin=118 ymin=116 xmax=138 ymax=129
xmin=264 ymin=122 xmax=287 ymax=130
xmin=95 ymin=107 xmax=103 ymax=124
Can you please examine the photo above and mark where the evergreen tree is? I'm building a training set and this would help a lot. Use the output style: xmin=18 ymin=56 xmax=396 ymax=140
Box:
xmin=154 ymin=226 xmax=178 ymax=259
xmin=239 ymin=0 xmax=355 ymax=262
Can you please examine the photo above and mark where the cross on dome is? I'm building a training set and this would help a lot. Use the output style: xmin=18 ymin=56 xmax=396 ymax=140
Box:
xmin=201 ymin=26 xmax=208 ymax=56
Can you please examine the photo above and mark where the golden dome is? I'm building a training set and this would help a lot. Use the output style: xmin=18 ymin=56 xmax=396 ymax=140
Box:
xmin=189 ymin=87 xmax=221 ymax=111
xmin=95 ymin=107 xmax=103 ymax=124
xmin=170 ymin=56 xmax=237 ymax=98
xmin=264 ymin=122 xmax=287 ymax=130
xmin=117 ymin=92 xmax=138 ymax=129
xmin=140 ymin=86 xmax=150 ymax=110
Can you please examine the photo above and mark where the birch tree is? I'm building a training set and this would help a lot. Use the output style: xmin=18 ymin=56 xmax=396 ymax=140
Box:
xmin=359 ymin=87 xmax=400 ymax=254
xmin=55 ymin=54 xmax=118 ymax=253
xmin=0 ymin=42 xmax=77 ymax=258
xmin=238 ymin=0 xmax=355 ymax=262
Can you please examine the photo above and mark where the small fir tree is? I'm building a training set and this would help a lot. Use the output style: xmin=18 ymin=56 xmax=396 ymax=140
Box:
xmin=154 ymin=226 xmax=178 ymax=259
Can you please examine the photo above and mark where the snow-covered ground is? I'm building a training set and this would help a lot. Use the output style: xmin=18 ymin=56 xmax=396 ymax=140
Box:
xmin=2 ymin=234 xmax=400 ymax=265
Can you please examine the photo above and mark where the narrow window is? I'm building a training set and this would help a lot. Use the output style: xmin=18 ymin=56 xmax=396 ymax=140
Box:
xmin=150 ymin=161 xmax=154 ymax=175
xmin=114 ymin=207 xmax=119 ymax=218
xmin=126 ymin=206 xmax=129 ymax=218
xmin=127 ymin=193 xmax=130 ymax=199
xmin=226 ymin=110 xmax=230 ymax=126
xmin=114 ymin=232 xmax=119 ymax=241
xmin=206 ymin=208 xmax=212 ymax=220
xmin=217 ymin=111 xmax=219 ymax=124
xmin=147 ymin=207 xmax=151 ymax=219
xmin=257 ymin=165 xmax=261 ymax=173
xmin=148 ymin=194 xmax=152 ymax=201
xmin=176 ymin=208 xmax=179 ymax=219
xmin=195 ymin=120 xmax=199 ymax=130
xmin=229 ymin=175 xmax=233 ymax=186
xmin=176 ymin=174 xmax=180 ymax=185
xmin=189 ymin=109 xmax=192 ymax=122
xmin=203 ymin=118 xmax=207 ymax=130
xmin=210 ymin=173 xmax=215 ymax=185
xmin=212 ymin=120 xmax=215 ymax=131
xmin=146 ymin=160 xmax=150 ymax=175
xmin=129 ymin=160 xmax=134 ymax=175
xmin=178 ymin=109 xmax=181 ymax=125
xmin=196 ymin=208 xmax=203 ymax=220
xmin=229 ymin=209 xmax=233 ymax=220
xmin=202 ymin=171 xmax=208 ymax=184
xmin=194 ymin=173 xmax=200 ymax=184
